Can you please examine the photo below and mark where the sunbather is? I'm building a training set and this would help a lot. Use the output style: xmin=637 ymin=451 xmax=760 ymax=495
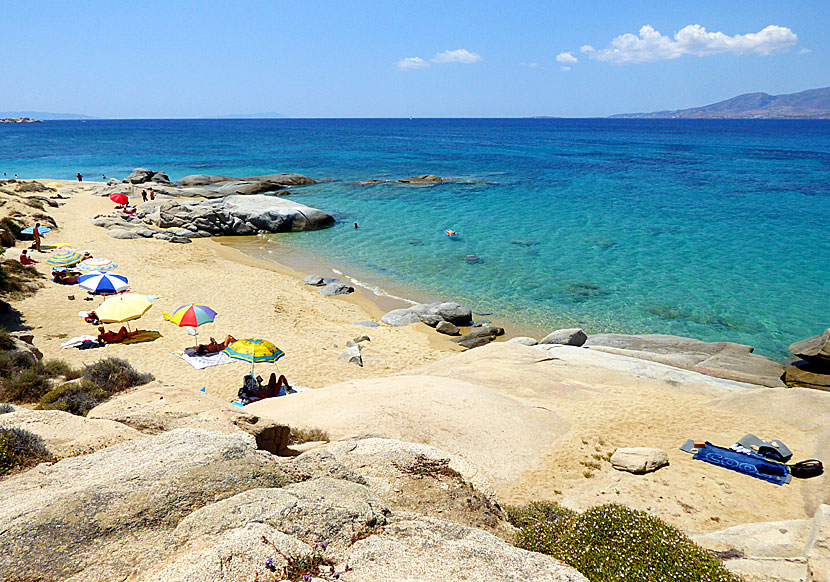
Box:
xmin=237 ymin=372 xmax=291 ymax=403
xmin=97 ymin=325 xmax=134 ymax=344
xmin=195 ymin=334 xmax=236 ymax=355
xmin=53 ymin=270 xmax=79 ymax=285
xmin=19 ymin=250 xmax=37 ymax=265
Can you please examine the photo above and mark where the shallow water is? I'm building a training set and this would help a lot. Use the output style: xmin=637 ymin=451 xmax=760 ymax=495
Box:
xmin=3 ymin=118 xmax=829 ymax=359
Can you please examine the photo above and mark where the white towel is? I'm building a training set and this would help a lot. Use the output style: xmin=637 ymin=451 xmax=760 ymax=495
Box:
xmin=61 ymin=335 xmax=98 ymax=349
xmin=173 ymin=350 xmax=234 ymax=370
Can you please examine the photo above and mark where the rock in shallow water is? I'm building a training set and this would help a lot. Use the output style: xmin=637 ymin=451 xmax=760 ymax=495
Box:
xmin=790 ymin=329 xmax=830 ymax=369
xmin=436 ymin=321 xmax=461 ymax=336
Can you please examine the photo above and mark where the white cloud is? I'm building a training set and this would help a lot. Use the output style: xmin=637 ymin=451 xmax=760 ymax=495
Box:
xmin=560 ymin=66 xmax=571 ymax=71
xmin=431 ymin=49 xmax=482 ymax=64
xmin=520 ymin=62 xmax=538 ymax=68
xmin=581 ymin=24 xmax=797 ymax=64
xmin=395 ymin=57 xmax=430 ymax=71
xmin=556 ymin=52 xmax=579 ymax=65
xmin=800 ymin=48 xmax=812 ymax=54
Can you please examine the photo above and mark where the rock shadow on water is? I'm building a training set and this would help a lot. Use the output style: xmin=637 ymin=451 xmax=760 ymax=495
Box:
xmin=407 ymin=238 xmax=424 ymax=246
xmin=643 ymin=304 xmax=748 ymax=331
xmin=587 ymin=235 xmax=617 ymax=249
xmin=462 ymin=254 xmax=484 ymax=265
xmin=509 ymin=239 xmax=538 ymax=247
xmin=563 ymin=282 xmax=608 ymax=302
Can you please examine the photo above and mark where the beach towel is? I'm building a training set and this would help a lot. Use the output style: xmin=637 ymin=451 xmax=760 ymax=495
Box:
xmin=121 ymin=330 xmax=162 ymax=344
xmin=681 ymin=440 xmax=791 ymax=485
xmin=61 ymin=335 xmax=98 ymax=349
xmin=173 ymin=350 xmax=234 ymax=370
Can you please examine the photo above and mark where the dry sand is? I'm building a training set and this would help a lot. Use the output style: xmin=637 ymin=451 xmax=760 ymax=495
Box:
xmin=7 ymin=183 xmax=448 ymax=399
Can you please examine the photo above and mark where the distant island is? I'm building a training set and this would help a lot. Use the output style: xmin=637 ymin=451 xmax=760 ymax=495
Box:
xmin=0 ymin=117 xmax=41 ymax=123
xmin=612 ymin=87 xmax=830 ymax=119
xmin=0 ymin=111 xmax=97 ymax=120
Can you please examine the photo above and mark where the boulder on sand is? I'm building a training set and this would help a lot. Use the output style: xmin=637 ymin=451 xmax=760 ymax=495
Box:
xmin=381 ymin=308 xmax=424 ymax=327
xmin=784 ymin=359 xmax=830 ymax=392
xmin=610 ymin=447 xmax=669 ymax=474
xmin=540 ymin=328 xmax=588 ymax=346
xmin=124 ymin=168 xmax=171 ymax=185
xmin=436 ymin=320 xmax=461 ymax=336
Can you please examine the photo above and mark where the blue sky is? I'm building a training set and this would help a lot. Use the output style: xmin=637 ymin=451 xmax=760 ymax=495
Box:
xmin=1 ymin=0 xmax=828 ymax=118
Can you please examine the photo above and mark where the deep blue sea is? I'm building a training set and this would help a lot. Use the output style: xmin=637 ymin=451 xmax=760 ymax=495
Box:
xmin=2 ymin=118 xmax=829 ymax=360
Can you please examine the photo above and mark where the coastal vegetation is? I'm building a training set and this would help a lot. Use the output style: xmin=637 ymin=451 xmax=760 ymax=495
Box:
xmin=507 ymin=502 xmax=739 ymax=582
xmin=0 ymin=259 xmax=41 ymax=298
xmin=0 ymin=426 xmax=53 ymax=476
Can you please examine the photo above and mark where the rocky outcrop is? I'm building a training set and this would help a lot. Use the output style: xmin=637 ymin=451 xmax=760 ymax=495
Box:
xmin=290 ymin=438 xmax=510 ymax=538
xmin=807 ymin=504 xmax=830 ymax=582
xmin=436 ymin=320 xmax=461 ymax=335
xmin=610 ymin=447 xmax=669 ymax=474
xmin=139 ymin=195 xmax=335 ymax=234
xmin=90 ymin=195 xmax=335 ymax=242
xmin=584 ymin=333 xmax=786 ymax=388
xmin=382 ymin=301 xmax=473 ymax=328
xmin=176 ymin=173 xmax=315 ymax=188
xmin=88 ymin=382 xmax=290 ymax=454
xmin=398 ymin=174 xmax=447 ymax=185
xmin=791 ymin=330 xmax=830 ymax=368
xmin=124 ymin=168 xmax=172 ymax=185
xmin=540 ymin=328 xmax=588 ymax=346
xmin=0 ymin=408 xmax=142 ymax=457
xmin=0 ymin=429 xmax=291 ymax=581
xmin=345 ymin=517 xmax=587 ymax=581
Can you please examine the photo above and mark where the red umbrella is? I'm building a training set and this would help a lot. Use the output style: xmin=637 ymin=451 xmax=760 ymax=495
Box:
xmin=110 ymin=192 xmax=129 ymax=205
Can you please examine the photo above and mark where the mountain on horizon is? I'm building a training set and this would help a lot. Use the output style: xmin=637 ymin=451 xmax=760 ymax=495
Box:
xmin=0 ymin=111 xmax=97 ymax=120
xmin=612 ymin=87 xmax=830 ymax=119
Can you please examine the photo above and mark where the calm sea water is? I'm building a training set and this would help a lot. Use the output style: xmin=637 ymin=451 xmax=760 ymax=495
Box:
xmin=2 ymin=118 xmax=829 ymax=359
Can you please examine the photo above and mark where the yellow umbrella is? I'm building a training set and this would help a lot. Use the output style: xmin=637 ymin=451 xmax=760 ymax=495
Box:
xmin=96 ymin=295 xmax=152 ymax=324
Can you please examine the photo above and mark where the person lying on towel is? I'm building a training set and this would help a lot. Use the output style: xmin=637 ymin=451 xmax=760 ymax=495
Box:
xmin=238 ymin=372 xmax=291 ymax=403
xmin=97 ymin=326 xmax=135 ymax=344
xmin=195 ymin=335 xmax=236 ymax=355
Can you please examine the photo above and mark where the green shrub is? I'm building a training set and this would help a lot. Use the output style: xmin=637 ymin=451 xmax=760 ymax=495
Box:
xmin=0 ymin=217 xmax=23 ymax=239
xmin=0 ymin=259 xmax=41 ymax=297
xmin=38 ymin=381 xmax=108 ymax=416
xmin=0 ymin=427 xmax=53 ymax=476
xmin=509 ymin=502 xmax=739 ymax=582
xmin=82 ymin=357 xmax=154 ymax=394
xmin=0 ymin=403 xmax=14 ymax=414
xmin=0 ymin=329 xmax=18 ymax=351
xmin=505 ymin=501 xmax=576 ymax=530
xmin=0 ymin=352 xmax=80 ymax=404
xmin=0 ymin=366 xmax=54 ymax=403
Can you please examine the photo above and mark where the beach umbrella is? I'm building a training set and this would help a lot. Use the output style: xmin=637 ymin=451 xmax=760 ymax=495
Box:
xmin=47 ymin=182 xmax=63 ymax=188
xmin=163 ymin=303 xmax=217 ymax=348
xmin=110 ymin=192 xmax=128 ymax=205
xmin=47 ymin=248 xmax=84 ymax=266
xmin=78 ymin=257 xmax=117 ymax=271
xmin=20 ymin=226 xmax=52 ymax=235
xmin=223 ymin=338 xmax=284 ymax=374
xmin=78 ymin=272 xmax=129 ymax=294
xmin=96 ymin=294 xmax=152 ymax=324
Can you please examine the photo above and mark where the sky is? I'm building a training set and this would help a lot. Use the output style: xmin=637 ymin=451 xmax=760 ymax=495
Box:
xmin=1 ymin=0 xmax=828 ymax=118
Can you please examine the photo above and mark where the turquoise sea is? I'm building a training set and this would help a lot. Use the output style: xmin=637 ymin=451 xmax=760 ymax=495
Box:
xmin=2 ymin=118 xmax=829 ymax=359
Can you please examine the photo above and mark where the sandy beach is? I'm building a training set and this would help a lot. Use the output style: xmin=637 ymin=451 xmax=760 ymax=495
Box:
xmin=8 ymin=182 xmax=449 ymax=401
xmin=5 ymin=180 xmax=830 ymax=537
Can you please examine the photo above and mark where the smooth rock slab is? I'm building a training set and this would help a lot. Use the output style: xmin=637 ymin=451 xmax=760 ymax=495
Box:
xmin=0 ymin=408 xmax=142 ymax=457
xmin=0 ymin=429 xmax=290 ymax=581
xmin=806 ymin=504 xmax=830 ymax=582
xmin=174 ymin=477 xmax=390 ymax=554
xmin=540 ymin=328 xmax=588 ymax=346
xmin=381 ymin=308 xmax=424 ymax=326
xmin=342 ymin=517 xmax=588 ymax=582
xmin=508 ymin=336 xmax=539 ymax=346
xmin=610 ymin=447 xmax=669 ymax=474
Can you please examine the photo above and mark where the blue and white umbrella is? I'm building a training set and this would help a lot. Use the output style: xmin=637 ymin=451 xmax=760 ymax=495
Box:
xmin=78 ymin=272 xmax=129 ymax=294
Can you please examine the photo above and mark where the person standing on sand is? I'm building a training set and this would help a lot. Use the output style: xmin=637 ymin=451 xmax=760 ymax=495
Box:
xmin=32 ymin=222 xmax=42 ymax=252
xmin=141 ymin=190 xmax=148 ymax=202
xmin=76 ymin=173 xmax=83 ymax=182
xmin=149 ymin=190 xmax=155 ymax=200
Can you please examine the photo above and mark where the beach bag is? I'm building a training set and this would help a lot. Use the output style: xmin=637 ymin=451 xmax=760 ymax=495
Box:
xmin=789 ymin=459 xmax=824 ymax=479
